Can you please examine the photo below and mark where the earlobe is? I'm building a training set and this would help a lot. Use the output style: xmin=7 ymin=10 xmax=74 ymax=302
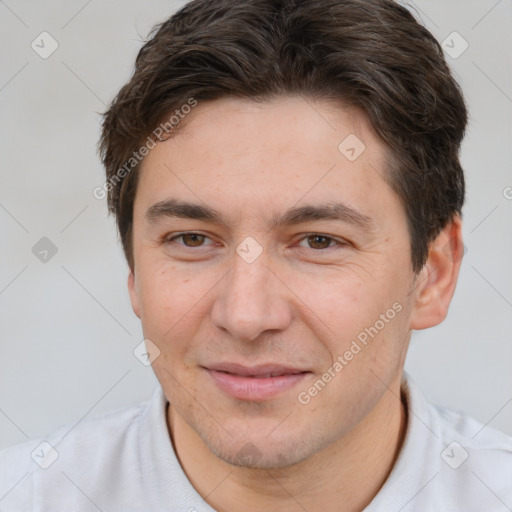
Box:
xmin=409 ymin=216 xmax=464 ymax=330
xmin=128 ymin=269 xmax=141 ymax=319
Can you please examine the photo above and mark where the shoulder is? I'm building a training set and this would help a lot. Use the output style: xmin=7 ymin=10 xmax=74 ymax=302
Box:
xmin=0 ymin=396 xmax=149 ymax=466
xmin=402 ymin=373 xmax=512 ymax=461
xmin=434 ymin=401 xmax=512 ymax=487
xmin=0 ymin=391 xmax=157 ymax=510
xmin=404 ymin=375 xmax=512 ymax=509
xmin=366 ymin=373 xmax=512 ymax=511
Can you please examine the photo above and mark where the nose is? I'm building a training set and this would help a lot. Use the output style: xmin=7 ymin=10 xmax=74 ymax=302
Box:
xmin=211 ymin=249 xmax=292 ymax=342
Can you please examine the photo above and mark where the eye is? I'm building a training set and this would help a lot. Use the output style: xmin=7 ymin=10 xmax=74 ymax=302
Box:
xmin=166 ymin=232 xmax=213 ymax=248
xmin=297 ymin=234 xmax=346 ymax=250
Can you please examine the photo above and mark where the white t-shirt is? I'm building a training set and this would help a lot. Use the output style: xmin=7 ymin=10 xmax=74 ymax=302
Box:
xmin=1 ymin=372 xmax=511 ymax=511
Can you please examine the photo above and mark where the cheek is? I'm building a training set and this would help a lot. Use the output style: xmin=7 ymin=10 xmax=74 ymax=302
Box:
xmin=293 ymin=264 xmax=409 ymax=368
xmin=137 ymin=267 xmax=188 ymax=338
xmin=136 ymin=260 xmax=222 ymax=356
xmin=138 ymin=257 xmax=198 ymax=317
xmin=287 ymin=264 xmax=387 ymax=339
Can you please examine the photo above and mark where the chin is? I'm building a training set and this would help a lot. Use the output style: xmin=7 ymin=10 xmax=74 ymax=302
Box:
xmin=197 ymin=421 xmax=326 ymax=470
xmin=211 ymin=441 xmax=305 ymax=469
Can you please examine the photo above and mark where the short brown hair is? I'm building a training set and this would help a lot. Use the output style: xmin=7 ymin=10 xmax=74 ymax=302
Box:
xmin=99 ymin=0 xmax=467 ymax=273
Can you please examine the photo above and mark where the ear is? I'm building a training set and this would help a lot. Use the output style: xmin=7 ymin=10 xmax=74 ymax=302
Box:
xmin=128 ymin=268 xmax=141 ymax=319
xmin=409 ymin=215 xmax=464 ymax=330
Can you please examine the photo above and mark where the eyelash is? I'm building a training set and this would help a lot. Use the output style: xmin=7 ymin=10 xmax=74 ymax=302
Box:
xmin=164 ymin=232 xmax=347 ymax=251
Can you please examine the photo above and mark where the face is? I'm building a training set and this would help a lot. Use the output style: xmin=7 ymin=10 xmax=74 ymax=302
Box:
xmin=128 ymin=96 xmax=420 ymax=468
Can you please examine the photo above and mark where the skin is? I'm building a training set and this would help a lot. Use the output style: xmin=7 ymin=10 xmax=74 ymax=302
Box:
xmin=128 ymin=96 xmax=463 ymax=511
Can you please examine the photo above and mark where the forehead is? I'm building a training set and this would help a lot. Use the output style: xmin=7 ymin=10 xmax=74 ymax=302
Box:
xmin=135 ymin=95 xmax=401 ymax=226
xmin=160 ymin=95 xmax=377 ymax=163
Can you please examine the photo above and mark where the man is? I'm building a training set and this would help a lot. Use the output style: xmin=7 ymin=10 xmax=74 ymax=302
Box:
xmin=1 ymin=0 xmax=511 ymax=510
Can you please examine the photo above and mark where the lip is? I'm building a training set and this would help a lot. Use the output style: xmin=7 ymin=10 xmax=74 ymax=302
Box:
xmin=204 ymin=363 xmax=311 ymax=401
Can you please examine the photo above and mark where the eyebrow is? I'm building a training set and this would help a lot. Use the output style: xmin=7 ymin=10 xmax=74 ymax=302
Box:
xmin=145 ymin=199 xmax=226 ymax=225
xmin=272 ymin=203 xmax=374 ymax=231
xmin=145 ymin=198 xmax=375 ymax=232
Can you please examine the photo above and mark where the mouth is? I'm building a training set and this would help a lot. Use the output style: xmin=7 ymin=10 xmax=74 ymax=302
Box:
xmin=203 ymin=363 xmax=311 ymax=401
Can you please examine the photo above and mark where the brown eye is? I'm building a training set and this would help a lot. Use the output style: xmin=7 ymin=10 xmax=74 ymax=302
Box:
xmin=305 ymin=235 xmax=335 ymax=250
xmin=180 ymin=233 xmax=206 ymax=247
xmin=167 ymin=233 xmax=211 ymax=248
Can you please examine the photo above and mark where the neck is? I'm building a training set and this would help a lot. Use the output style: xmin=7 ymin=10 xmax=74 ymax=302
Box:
xmin=168 ymin=373 xmax=408 ymax=512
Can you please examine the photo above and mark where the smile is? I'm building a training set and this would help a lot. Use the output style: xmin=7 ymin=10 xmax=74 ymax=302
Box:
xmin=204 ymin=363 xmax=311 ymax=401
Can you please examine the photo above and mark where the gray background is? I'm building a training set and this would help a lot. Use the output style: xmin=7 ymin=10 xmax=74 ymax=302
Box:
xmin=0 ymin=0 xmax=511 ymax=451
